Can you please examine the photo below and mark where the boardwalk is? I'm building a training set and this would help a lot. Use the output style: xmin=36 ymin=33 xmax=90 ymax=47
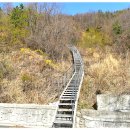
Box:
xmin=53 ymin=46 xmax=84 ymax=128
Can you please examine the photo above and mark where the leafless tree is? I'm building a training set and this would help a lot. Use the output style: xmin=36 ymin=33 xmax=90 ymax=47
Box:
xmin=3 ymin=2 xmax=13 ymax=14
xmin=26 ymin=3 xmax=79 ymax=61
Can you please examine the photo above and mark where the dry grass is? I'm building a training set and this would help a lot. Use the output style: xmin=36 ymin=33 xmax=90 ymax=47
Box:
xmin=78 ymin=46 xmax=130 ymax=110
xmin=2 ymin=44 xmax=130 ymax=108
xmin=0 ymin=48 xmax=72 ymax=104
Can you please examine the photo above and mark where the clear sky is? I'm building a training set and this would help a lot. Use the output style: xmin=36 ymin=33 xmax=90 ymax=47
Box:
xmin=1 ymin=2 xmax=130 ymax=15
xmin=60 ymin=2 xmax=130 ymax=15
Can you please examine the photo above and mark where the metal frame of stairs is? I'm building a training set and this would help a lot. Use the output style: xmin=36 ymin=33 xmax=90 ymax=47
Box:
xmin=52 ymin=46 xmax=84 ymax=128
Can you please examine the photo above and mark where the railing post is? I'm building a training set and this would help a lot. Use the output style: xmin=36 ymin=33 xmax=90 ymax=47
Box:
xmin=64 ymin=74 xmax=66 ymax=85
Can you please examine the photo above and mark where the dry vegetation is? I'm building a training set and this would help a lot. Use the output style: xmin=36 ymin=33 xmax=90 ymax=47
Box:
xmin=0 ymin=48 xmax=72 ymax=104
xmin=1 ymin=3 xmax=130 ymax=107
xmin=0 ymin=3 xmax=74 ymax=104
xmin=78 ymin=46 xmax=130 ymax=109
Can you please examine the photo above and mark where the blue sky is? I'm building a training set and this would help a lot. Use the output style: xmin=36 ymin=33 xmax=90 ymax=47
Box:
xmin=1 ymin=2 xmax=130 ymax=15
xmin=60 ymin=2 xmax=130 ymax=15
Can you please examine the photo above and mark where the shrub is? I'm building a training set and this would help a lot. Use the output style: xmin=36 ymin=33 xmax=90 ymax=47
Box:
xmin=113 ymin=21 xmax=122 ymax=35
xmin=35 ymin=49 xmax=46 ymax=56
xmin=10 ymin=27 xmax=29 ymax=45
xmin=20 ymin=48 xmax=30 ymax=53
xmin=10 ymin=4 xmax=28 ymax=28
xmin=21 ymin=72 xmax=36 ymax=92
xmin=9 ymin=4 xmax=29 ymax=45
xmin=80 ymin=27 xmax=112 ymax=48
xmin=45 ymin=60 xmax=52 ymax=65
xmin=0 ymin=60 xmax=14 ymax=80
xmin=21 ymin=73 xmax=32 ymax=82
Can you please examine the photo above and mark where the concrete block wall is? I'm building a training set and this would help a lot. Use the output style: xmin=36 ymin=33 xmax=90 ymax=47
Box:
xmin=0 ymin=103 xmax=57 ymax=127
xmin=97 ymin=94 xmax=130 ymax=112
xmin=76 ymin=109 xmax=130 ymax=128
xmin=1 ymin=94 xmax=130 ymax=128
xmin=75 ymin=94 xmax=130 ymax=128
xmin=75 ymin=110 xmax=86 ymax=128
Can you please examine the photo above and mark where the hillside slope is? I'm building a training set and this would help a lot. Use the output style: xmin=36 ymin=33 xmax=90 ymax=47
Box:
xmin=78 ymin=45 xmax=130 ymax=109
xmin=0 ymin=48 xmax=72 ymax=104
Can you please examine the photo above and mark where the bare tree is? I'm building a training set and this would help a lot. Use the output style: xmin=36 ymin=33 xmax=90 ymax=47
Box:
xmin=26 ymin=3 xmax=79 ymax=61
xmin=3 ymin=3 xmax=13 ymax=14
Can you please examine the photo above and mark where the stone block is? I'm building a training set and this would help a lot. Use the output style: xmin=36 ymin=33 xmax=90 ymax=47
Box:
xmin=82 ymin=109 xmax=130 ymax=128
xmin=97 ymin=94 xmax=130 ymax=111
xmin=0 ymin=103 xmax=57 ymax=127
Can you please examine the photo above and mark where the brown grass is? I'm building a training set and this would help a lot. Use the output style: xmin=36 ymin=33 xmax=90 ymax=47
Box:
xmin=78 ymin=46 xmax=130 ymax=109
xmin=0 ymin=48 xmax=72 ymax=104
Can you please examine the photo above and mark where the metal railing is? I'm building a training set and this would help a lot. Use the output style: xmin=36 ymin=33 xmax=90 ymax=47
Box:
xmin=70 ymin=46 xmax=84 ymax=127
xmin=52 ymin=45 xmax=84 ymax=128
xmin=44 ymin=62 xmax=75 ymax=98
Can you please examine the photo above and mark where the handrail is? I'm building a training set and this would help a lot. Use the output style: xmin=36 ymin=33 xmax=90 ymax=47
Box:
xmin=69 ymin=46 xmax=84 ymax=128
xmin=44 ymin=50 xmax=75 ymax=99
xmin=52 ymin=45 xmax=84 ymax=128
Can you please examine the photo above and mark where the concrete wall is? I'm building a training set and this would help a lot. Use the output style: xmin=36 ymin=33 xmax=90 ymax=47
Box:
xmin=75 ymin=109 xmax=130 ymax=128
xmin=0 ymin=103 xmax=57 ymax=128
xmin=1 ymin=94 xmax=130 ymax=128
xmin=75 ymin=94 xmax=130 ymax=128
xmin=75 ymin=110 xmax=86 ymax=128
xmin=97 ymin=94 xmax=130 ymax=112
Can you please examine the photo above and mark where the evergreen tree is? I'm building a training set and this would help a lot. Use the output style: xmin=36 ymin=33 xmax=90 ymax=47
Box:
xmin=10 ymin=3 xmax=27 ymax=28
xmin=113 ymin=21 xmax=122 ymax=35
